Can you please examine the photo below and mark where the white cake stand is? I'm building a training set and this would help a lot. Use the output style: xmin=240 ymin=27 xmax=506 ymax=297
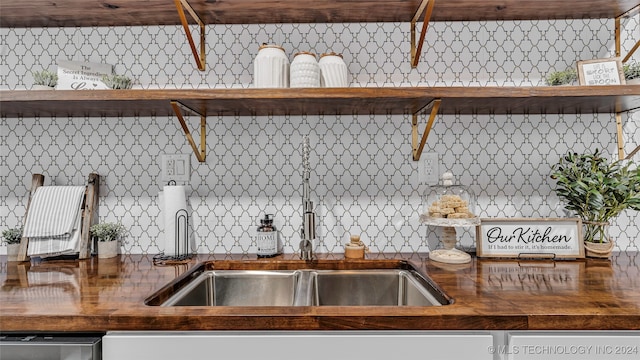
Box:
xmin=422 ymin=216 xmax=480 ymax=264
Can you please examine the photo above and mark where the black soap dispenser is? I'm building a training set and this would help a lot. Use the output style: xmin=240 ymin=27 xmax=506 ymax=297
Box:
xmin=257 ymin=214 xmax=279 ymax=258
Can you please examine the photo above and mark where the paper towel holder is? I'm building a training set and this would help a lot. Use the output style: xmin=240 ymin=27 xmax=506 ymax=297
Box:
xmin=174 ymin=208 xmax=190 ymax=259
xmin=153 ymin=183 xmax=193 ymax=266
xmin=153 ymin=208 xmax=192 ymax=265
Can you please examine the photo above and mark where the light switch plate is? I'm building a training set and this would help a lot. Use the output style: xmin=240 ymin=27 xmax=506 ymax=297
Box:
xmin=161 ymin=154 xmax=191 ymax=185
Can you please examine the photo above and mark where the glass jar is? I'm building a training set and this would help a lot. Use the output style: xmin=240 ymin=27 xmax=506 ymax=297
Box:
xmin=583 ymin=220 xmax=610 ymax=243
xmin=420 ymin=171 xmax=480 ymax=227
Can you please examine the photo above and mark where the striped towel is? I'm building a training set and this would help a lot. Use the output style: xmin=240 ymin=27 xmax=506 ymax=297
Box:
xmin=23 ymin=186 xmax=86 ymax=257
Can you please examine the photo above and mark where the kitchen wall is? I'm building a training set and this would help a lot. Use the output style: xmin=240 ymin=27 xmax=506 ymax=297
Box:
xmin=1 ymin=17 xmax=639 ymax=255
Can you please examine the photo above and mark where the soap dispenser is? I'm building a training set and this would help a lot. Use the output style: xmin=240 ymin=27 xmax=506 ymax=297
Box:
xmin=257 ymin=214 xmax=279 ymax=258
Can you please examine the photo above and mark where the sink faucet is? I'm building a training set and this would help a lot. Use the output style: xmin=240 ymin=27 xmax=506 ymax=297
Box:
xmin=300 ymin=135 xmax=316 ymax=260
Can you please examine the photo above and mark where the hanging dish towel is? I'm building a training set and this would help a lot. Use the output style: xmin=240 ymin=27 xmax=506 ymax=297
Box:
xmin=23 ymin=186 xmax=86 ymax=257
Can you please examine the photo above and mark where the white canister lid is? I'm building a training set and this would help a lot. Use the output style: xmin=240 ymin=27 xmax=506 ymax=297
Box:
xmin=259 ymin=43 xmax=285 ymax=52
xmin=320 ymin=52 xmax=343 ymax=59
xmin=293 ymin=51 xmax=317 ymax=58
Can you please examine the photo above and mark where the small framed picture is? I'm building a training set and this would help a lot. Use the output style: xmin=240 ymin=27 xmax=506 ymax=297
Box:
xmin=577 ymin=58 xmax=626 ymax=86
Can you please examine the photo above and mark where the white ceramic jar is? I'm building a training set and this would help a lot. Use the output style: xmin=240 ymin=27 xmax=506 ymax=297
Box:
xmin=290 ymin=51 xmax=320 ymax=88
xmin=319 ymin=52 xmax=349 ymax=87
xmin=253 ymin=44 xmax=289 ymax=88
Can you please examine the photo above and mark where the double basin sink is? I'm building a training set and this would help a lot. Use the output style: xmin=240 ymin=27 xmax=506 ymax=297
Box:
xmin=146 ymin=260 xmax=451 ymax=307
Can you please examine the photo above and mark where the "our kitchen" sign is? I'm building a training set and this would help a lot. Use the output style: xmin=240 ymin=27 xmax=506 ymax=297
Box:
xmin=476 ymin=218 xmax=584 ymax=259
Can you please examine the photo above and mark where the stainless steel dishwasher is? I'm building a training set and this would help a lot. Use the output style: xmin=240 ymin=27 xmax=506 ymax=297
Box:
xmin=0 ymin=333 xmax=102 ymax=360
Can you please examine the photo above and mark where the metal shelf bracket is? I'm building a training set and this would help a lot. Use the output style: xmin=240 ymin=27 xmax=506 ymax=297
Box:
xmin=614 ymin=4 xmax=639 ymax=160
xmin=171 ymin=101 xmax=206 ymax=163
xmin=174 ymin=0 xmax=206 ymax=71
xmin=616 ymin=112 xmax=640 ymax=161
xmin=410 ymin=0 xmax=436 ymax=68
xmin=615 ymin=4 xmax=640 ymax=64
xmin=412 ymin=98 xmax=441 ymax=161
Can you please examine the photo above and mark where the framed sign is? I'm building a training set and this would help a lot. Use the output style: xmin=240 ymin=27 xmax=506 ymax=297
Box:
xmin=476 ymin=218 xmax=584 ymax=259
xmin=577 ymin=58 xmax=625 ymax=86
xmin=56 ymin=60 xmax=113 ymax=90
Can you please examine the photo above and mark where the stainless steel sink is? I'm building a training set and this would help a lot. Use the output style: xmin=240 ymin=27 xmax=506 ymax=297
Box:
xmin=310 ymin=270 xmax=442 ymax=306
xmin=154 ymin=266 xmax=448 ymax=307
xmin=161 ymin=270 xmax=301 ymax=306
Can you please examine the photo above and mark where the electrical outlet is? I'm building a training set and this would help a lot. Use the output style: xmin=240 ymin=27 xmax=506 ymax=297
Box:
xmin=161 ymin=154 xmax=191 ymax=185
xmin=166 ymin=159 xmax=175 ymax=176
xmin=418 ymin=152 xmax=439 ymax=185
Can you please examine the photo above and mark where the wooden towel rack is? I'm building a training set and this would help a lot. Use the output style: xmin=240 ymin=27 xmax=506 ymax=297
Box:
xmin=16 ymin=173 xmax=100 ymax=262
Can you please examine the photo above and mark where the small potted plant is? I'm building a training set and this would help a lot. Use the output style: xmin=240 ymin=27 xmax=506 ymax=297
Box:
xmin=623 ymin=62 xmax=640 ymax=85
xmin=2 ymin=227 xmax=22 ymax=261
xmin=551 ymin=149 xmax=640 ymax=258
xmin=545 ymin=68 xmax=578 ymax=86
xmin=101 ymin=74 xmax=133 ymax=89
xmin=90 ymin=222 xmax=126 ymax=259
xmin=32 ymin=70 xmax=58 ymax=90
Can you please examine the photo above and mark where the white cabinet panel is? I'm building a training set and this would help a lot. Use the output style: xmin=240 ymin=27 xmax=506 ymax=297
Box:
xmin=103 ymin=331 xmax=494 ymax=360
xmin=505 ymin=331 xmax=640 ymax=360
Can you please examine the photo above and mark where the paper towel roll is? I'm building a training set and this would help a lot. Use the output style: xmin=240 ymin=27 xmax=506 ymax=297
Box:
xmin=161 ymin=185 xmax=188 ymax=256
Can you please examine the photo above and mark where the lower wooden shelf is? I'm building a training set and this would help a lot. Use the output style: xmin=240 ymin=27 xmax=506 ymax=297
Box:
xmin=1 ymin=86 xmax=639 ymax=118
xmin=2 ymin=86 xmax=638 ymax=162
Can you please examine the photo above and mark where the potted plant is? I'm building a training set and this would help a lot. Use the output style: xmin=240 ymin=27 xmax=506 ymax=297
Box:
xmin=2 ymin=227 xmax=22 ymax=261
xmin=101 ymin=74 xmax=133 ymax=89
xmin=90 ymin=222 xmax=126 ymax=259
xmin=545 ymin=68 xmax=578 ymax=86
xmin=32 ymin=70 xmax=58 ymax=90
xmin=623 ymin=62 xmax=640 ymax=84
xmin=551 ymin=149 xmax=640 ymax=258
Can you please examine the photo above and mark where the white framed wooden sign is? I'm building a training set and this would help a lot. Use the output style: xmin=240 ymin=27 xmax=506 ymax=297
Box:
xmin=577 ymin=57 xmax=625 ymax=86
xmin=476 ymin=218 xmax=584 ymax=259
xmin=56 ymin=60 xmax=112 ymax=90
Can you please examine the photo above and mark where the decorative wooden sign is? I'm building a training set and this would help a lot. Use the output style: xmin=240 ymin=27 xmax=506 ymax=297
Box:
xmin=577 ymin=57 xmax=625 ymax=86
xmin=57 ymin=60 xmax=112 ymax=90
xmin=476 ymin=218 xmax=584 ymax=259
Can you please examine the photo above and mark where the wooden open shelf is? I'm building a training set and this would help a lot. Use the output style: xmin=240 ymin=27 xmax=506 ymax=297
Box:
xmin=1 ymin=0 xmax=638 ymax=28
xmin=2 ymin=86 xmax=639 ymax=119
xmin=1 ymin=2 xmax=638 ymax=160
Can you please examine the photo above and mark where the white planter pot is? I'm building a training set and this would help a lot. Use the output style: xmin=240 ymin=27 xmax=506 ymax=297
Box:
xmin=626 ymin=78 xmax=640 ymax=85
xmin=98 ymin=240 xmax=119 ymax=259
xmin=31 ymin=85 xmax=55 ymax=90
xmin=6 ymin=243 xmax=20 ymax=261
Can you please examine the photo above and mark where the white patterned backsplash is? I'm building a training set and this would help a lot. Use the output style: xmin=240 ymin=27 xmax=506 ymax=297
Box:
xmin=1 ymin=18 xmax=639 ymax=255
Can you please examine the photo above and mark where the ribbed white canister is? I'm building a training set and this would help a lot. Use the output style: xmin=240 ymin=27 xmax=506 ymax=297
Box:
xmin=253 ymin=44 xmax=289 ymax=88
xmin=290 ymin=51 xmax=320 ymax=88
xmin=319 ymin=52 xmax=348 ymax=87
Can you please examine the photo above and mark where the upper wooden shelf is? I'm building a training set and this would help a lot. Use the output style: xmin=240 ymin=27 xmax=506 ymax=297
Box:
xmin=2 ymin=86 xmax=639 ymax=118
xmin=1 ymin=0 xmax=639 ymax=28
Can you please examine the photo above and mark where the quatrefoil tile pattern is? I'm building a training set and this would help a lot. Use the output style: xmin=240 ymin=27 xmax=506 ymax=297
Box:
xmin=1 ymin=17 xmax=639 ymax=255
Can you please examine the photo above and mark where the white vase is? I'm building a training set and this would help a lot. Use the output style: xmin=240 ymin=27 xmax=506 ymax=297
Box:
xmin=98 ymin=240 xmax=119 ymax=259
xmin=290 ymin=52 xmax=320 ymax=88
xmin=253 ymin=44 xmax=289 ymax=88
xmin=319 ymin=52 xmax=349 ymax=87
xmin=31 ymin=85 xmax=55 ymax=90
xmin=7 ymin=243 xmax=20 ymax=261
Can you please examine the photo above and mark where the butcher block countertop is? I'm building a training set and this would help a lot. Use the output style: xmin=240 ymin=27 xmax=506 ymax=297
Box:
xmin=1 ymin=252 xmax=639 ymax=332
